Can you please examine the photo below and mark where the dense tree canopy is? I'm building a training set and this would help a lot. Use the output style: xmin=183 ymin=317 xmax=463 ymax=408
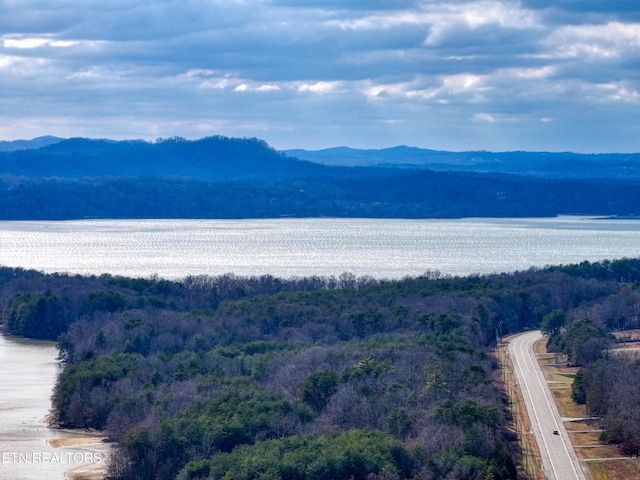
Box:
xmin=2 ymin=172 xmax=640 ymax=220
xmin=2 ymin=258 xmax=640 ymax=478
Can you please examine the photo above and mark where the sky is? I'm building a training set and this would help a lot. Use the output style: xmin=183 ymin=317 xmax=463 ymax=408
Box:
xmin=1 ymin=1 xmax=639 ymax=152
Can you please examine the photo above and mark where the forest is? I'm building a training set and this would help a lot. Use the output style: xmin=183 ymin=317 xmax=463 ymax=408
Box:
xmin=3 ymin=169 xmax=640 ymax=220
xmin=542 ymin=278 xmax=640 ymax=458
xmin=2 ymin=258 xmax=640 ymax=479
xmin=2 ymin=136 xmax=640 ymax=220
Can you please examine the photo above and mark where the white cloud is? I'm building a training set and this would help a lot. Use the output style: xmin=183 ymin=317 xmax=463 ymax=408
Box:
xmin=0 ymin=55 xmax=18 ymax=68
xmin=66 ymin=68 xmax=103 ymax=80
xmin=442 ymin=73 xmax=485 ymax=93
xmin=327 ymin=0 xmax=540 ymax=34
xmin=546 ymin=22 xmax=640 ymax=59
xmin=596 ymin=82 xmax=640 ymax=103
xmin=327 ymin=11 xmax=429 ymax=31
xmin=473 ymin=113 xmax=497 ymax=122
xmin=361 ymin=79 xmax=417 ymax=99
xmin=296 ymin=81 xmax=344 ymax=94
xmin=3 ymin=37 xmax=80 ymax=49
xmin=256 ymin=84 xmax=280 ymax=92
xmin=184 ymin=69 xmax=223 ymax=79
xmin=506 ymin=66 xmax=556 ymax=79
xmin=198 ymin=75 xmax=239 ymax=90
xmin=0 ymin=54 xmax=49 ymax=77
xmin=423 ymin=1 xmax=541 ymax=46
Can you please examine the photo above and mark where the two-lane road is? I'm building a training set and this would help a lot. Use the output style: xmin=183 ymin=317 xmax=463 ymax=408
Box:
xmin=508 ymin=331 xmax=587 ymax=480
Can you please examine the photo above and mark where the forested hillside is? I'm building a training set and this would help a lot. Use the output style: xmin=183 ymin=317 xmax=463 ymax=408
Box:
xmin=0 ymin=136 xmax=324 ymax=180
xmin=2 ymin=167 xmax=640 ymax=220
xmin=2 ymin=259 xmax=640 ymax=479
xmin=1 ymin=135 xmax=640 ymax=219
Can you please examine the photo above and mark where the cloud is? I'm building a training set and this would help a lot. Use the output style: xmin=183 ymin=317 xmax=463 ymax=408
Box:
xmin=523 ymin=0 xmax=640 ymax=17
xmin=545 ymin=22 xmax=640 ymax=60
xmin=473 ymin=113 xmax=497 ymax=123
xmin=0 ymin=0 xmax=639 ymax=152
xmin=3 ymin=37 xmax=80 ymax=49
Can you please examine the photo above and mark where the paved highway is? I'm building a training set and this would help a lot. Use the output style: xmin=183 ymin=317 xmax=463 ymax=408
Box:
xmin=508 ymin=331 xmax=587 ymax=480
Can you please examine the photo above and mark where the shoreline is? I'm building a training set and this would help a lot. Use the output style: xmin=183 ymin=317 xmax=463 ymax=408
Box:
xmin=46 ymin=430 xmax=110 ymax=480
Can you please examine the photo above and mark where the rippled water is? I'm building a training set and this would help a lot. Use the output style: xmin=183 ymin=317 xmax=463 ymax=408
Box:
xmin=0 ymin=336 xmax=99 ymax=480
xmin=1 ymin=216 xmax=640 ymax=279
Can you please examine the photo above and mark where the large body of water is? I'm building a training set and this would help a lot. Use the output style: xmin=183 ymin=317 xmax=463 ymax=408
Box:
xmin=1 ymin=216 xmax=640 ymax=279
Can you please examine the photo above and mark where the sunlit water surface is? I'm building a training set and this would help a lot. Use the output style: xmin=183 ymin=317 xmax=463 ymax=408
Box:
xmin=1 ymin=216 xmax=640 ymax=279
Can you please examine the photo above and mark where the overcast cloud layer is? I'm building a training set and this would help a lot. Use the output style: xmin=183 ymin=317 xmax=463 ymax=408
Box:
xmin=1 ymin=1 xmax=639 ymax=151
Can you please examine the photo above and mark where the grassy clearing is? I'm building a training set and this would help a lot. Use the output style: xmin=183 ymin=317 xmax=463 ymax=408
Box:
xmin=568 ymin=430 xmax=601 ymax=446
xmin=587 ymin=459 xmax=640 ymax=480
xmin=550 ymin=386 xmax=587 ymax=419
xmin=546 ymin=371 xmax=576 ymax=382
xmin=575 ymin=446 xmax=621 ymax=459
xmin=565 ymin=420 xmax=598 ymax=432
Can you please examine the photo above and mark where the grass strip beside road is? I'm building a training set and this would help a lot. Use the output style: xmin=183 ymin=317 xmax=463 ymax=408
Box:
xmin=532 ymin=338 xmax=640 ymax=480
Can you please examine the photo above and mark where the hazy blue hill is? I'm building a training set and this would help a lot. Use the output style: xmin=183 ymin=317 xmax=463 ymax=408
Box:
xmin=0 ymin=135 xmax=327 ymax=180
xmin=5 ymin=135 xmax=639 ymax=180
xmin=285 ymin=146 xmax=640 ymax=179
xmin=0 ymin=136 xmax=63 ymax=152
xmin=285 ymin=146 xmax=448 ymax=167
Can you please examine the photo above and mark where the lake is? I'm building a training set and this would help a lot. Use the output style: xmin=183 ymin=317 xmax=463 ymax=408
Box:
xmin=1 ymin=216 xmax=640 ymax=279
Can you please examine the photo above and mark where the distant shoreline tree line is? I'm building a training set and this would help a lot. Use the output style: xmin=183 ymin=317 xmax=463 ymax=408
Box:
xmin=2 ymin=172 xmax=640 ymax=220
xmin=2 ymin=258 xmax=640 ymax=478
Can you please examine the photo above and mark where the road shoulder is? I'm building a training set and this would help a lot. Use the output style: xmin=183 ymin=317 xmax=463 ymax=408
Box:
xmin=535 ymin=339 xmax=640 ymax=480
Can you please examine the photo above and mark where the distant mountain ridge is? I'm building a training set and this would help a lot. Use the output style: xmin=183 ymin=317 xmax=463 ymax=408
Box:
xmin=4 ymin=135 xmax=640 ymax=179
xmin=0 ymin=135 xmax=327 ymax=180
xmin=0 ymin=136 xmax=63 ymax=152
xmin=285 ymin=146 xmax=640 ymax=179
